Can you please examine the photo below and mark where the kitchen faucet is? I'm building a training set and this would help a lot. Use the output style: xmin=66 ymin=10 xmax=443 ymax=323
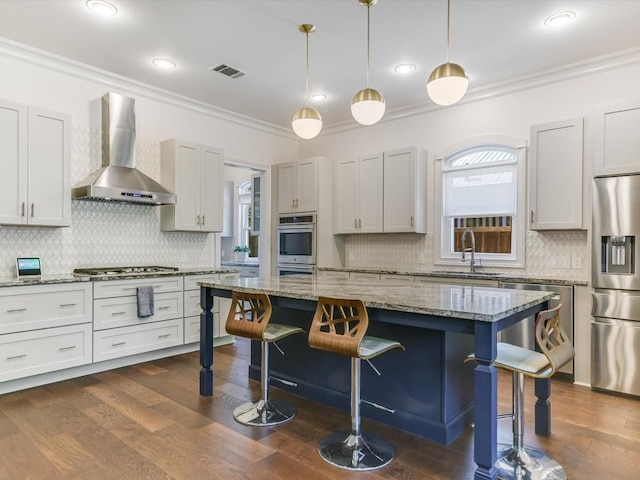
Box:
xmin=461 ymin=228 xmax=481 ymax=273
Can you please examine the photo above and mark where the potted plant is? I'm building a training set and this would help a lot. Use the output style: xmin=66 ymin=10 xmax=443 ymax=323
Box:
xmin=233 ymin=245 xmax=251 ymax=261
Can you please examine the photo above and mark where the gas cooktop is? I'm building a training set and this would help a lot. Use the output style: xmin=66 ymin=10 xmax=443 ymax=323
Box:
xmin=73 ymin=266 xmax=179 ymax=277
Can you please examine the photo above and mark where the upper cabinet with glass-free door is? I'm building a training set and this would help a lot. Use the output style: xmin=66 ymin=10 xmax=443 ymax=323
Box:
xmin=0 ymin=99 xmax=70 ymax=227
xmin=594 ymin=99 xmax=640 ymax=176
xmin=277 ymin=157 xmax=317 ymax=214
xmin=160 ymin=139 xmax=223 ymax=232
xmin=529 ymin=118 xmax=584 ymax=230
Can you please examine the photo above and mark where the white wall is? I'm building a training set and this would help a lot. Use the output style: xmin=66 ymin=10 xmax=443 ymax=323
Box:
xmin=0 ymin=42 xmax=298 ymax=276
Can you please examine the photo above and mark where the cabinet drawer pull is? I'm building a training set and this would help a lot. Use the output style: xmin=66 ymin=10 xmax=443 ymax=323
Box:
xmin=31 ymin=203 xmax=35 ymax=217
xmin=21 ymin=202 xmax=25 ymax=217
xmin=59 ymin=303 xmax=77 ymax=308
xmin=157 ymin=333 xmax=171 ymax=339
xmin=122 ymin=287 xmax=137 ymax=291
xmin=158 ymin=306 xmax=171 ymax=310
xmin=58 ymin=345 xmax=77 ymax=351
xmin=6 ymin=308 xmax=27 ymax=313
xmin=6 ymin=354 xmax=27 ymax=360
xmin=273 ymin=377 xmax=298 ymax=387
xmin=111 ymin=311 xmax=127 ymax=316
xmin=111 ymin=341 xmax=127 ymax=347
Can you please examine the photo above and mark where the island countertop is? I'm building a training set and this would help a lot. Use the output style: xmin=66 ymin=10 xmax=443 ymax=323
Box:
xmin=199 ymin=275 xmax=554 ymax=322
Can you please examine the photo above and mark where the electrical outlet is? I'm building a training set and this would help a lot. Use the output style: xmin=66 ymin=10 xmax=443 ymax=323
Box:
xmin=572 ymin=254 xmax=582 ymax=269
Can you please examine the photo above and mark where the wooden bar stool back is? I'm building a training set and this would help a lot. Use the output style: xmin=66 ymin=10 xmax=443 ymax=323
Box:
xmin=225 ymin=290 xmax=304 ymax=426
xmin=309 ymin=296 xmax=404 ymax=471
xmin=469 ymin=304 xmax=574 ymax=479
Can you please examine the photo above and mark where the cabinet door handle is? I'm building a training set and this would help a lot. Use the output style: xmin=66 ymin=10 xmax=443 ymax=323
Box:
xmin=358 ymin=218 xmax=362 ymax=228
xmin=111 ymin=341 xmax=127 ymax=347
xmin=202 ymin=215 xmax=205 ymax=225
xmin=111 ymin=311 xmax=127 ymax=316
xmin=530 ymin=210 xmax=534 ymax=223
xmin=21 ymin=202 xmax=25 ymax=217
xmin=59 ymin=303 xmax=77 ymax=308
xmin=411 ymin=216 xmax=414 ymax=227
xmin=354 ymin=218 xmax=358 ymax=228
xmin=58 ymin=345 xmax=77 ymax=351
xmin=6 ymin=308 xmax=27 ymax=313
xmin=31 ymin=203 xmax=34 ymax=217
xmin=6 ymin=354 xmax=27 ymax=360
xmin=158 ymin=333 xmax=171 ymax=339
xmin=292 ymin=199 xmax=295 ymax=208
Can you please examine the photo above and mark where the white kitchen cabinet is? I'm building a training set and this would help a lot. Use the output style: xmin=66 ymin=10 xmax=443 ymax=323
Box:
xmin=0 ymin=100 xmax=70 ymax=227
xmin=594 ymin=99 xmax=640 ymax=176
xmin=383 ymin=147 xmax=428 ymax=233
xmin=334 ymin=153 xmax=384 ymax=234
xmin=529 ymin=118 xmax=584 ymax=230
xmin=277 ymin=157 xmax=318 ymax=214
xmin=160 ymin=139 xmax=223 ymax=232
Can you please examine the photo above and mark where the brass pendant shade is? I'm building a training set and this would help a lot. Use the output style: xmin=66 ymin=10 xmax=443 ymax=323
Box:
xmin=292 ymin=23 xmax=323 ymax=139
xmin=427 ymin=0 xmax=469 ymax=106
xmin=351 ymin=0 xmax=385 ymax=126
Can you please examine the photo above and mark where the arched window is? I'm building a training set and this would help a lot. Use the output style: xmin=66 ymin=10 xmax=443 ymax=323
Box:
xmin=435 ymin=136 xmax=526 ymax=267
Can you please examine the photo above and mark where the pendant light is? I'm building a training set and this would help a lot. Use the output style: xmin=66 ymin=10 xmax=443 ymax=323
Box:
xmin=292 ymin=24 xmax=322 ymax=140
xmin=351 ymin=0 xmax=385 ymax=126
xmin=427 ymin=0 xmax=469 ymax=106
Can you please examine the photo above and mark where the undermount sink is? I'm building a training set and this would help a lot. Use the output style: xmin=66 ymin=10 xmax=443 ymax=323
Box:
xmin=433 ymin=270 xmax=501 ymax=277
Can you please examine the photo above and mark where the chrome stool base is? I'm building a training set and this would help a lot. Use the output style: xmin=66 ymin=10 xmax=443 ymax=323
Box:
xmin=318 ymin=431 xmax=394 ymax=471
xmin=496 ymin=443 xmax=567 ymax=480
xmin=232 ymin=399 xmax=296 ymax=427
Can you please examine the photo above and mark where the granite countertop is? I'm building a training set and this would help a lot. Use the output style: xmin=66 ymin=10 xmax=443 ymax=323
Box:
xmin=200 ymin=275 xmax=554 ymax=323
xmin=0 ymin=268 xmax=239 ymax=287
xmin=318 ymin=266 xmax=588 ymax=286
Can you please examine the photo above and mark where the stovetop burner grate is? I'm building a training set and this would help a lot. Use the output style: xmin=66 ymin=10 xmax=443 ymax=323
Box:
xmin=73 ymin=266 xmax=179 ymax=276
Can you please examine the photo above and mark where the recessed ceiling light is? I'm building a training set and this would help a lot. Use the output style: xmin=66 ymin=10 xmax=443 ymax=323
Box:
xmin=544 ymin=11 xmax=576 ymax=28
xmin=394 ymin=64 xmax=416 ymax=74
xmin=86 ymin=0 xmax=118 ymax=16
xmin=152 ymin=58 xmax=176 ymax=70
xmin=309 ymin=92 xmax=327 ymax=101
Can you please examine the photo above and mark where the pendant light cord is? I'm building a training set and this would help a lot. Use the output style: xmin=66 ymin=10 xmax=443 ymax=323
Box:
xmin=366 ymin=3 xmax=371 ymax=87
xmin=305 ymin=31 xmax=310 ymax=106
xmin=446 ymin=0 xmax=451 ymax=63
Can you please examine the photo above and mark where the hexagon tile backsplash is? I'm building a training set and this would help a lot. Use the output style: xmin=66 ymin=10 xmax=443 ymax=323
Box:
xmin=0 ymin=125 xmax=214 ymax=277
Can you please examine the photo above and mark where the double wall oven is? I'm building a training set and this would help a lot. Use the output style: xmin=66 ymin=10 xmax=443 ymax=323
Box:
xmin=277 ymin=214 xmax=316 ymax=276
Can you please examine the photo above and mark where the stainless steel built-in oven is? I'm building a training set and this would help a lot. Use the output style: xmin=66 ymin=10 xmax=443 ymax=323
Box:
xmin=277 ymin=214 xmax=316 ymax=265
xmin=276 ymin=264 xmax=316 ymax=276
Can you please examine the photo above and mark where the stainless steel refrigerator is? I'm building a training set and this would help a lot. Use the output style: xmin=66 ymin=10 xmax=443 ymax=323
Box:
xmin=592 ymin=175 xmax=640 ymax=396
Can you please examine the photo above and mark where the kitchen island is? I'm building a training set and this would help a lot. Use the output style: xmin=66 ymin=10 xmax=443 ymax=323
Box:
xmin=199 ymin=276 xmax=554 ymax=480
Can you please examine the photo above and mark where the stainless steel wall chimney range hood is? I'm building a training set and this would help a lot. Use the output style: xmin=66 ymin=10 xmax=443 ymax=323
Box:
xmin=72 ymin=92 xmax=176 ymax=205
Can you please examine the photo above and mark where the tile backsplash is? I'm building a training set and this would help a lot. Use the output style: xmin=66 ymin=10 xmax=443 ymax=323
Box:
xmin=0 ymin=125 xmax=215 ymax=277
xmin=346 ymin=230 xmax=589 ymax=281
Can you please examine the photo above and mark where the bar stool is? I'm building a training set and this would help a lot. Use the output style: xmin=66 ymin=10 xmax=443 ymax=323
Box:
xmin=225 ymin=290 xmax=304 ymax=426
xmin=308 ymin=296 xmax=405 ymax=471
xmin=468 ymin=304 xmax=574 ymax=479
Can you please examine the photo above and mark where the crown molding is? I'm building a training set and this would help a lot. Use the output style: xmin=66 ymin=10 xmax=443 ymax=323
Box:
xmin=322 ymin=46 xmax=640 ymax=136
xmin=0 ymin=37 xmax=297 ymax=140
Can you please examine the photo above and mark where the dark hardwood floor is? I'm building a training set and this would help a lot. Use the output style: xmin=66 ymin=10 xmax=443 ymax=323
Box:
xmin=1 ymin=338 xmax=639 ymax=479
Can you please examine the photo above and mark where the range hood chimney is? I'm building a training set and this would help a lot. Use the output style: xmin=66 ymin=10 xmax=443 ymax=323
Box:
xmin=72 ymin=92 xmax=176 ymax=205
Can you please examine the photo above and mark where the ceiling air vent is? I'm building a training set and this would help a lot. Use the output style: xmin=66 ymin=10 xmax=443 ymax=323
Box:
xmin=209 ymin=63 xmax=246 ymax=79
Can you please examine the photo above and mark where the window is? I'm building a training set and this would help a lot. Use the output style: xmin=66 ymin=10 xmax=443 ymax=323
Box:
xmin=435 ymin=136 xmax=526 ymax=267
xmin=238 ymin=181 xmax=258 ymax=257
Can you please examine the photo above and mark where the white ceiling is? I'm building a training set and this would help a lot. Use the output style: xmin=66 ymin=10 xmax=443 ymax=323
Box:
xmin=1 ymin=0 xmax=640 ymax=131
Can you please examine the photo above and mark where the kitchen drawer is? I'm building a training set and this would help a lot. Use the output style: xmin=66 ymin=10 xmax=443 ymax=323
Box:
xmin=317 ymin=270 xmax=349 ymax=279
xmin=350 ymin=272 xmax=381 ymax=281
xmin=184 ymin=274 xmax=217 ymax=291
xmin=94 ymin=291 xmax=183 ymax=330
xmin=0 ymin=323 xmax=92 ymax=382
xmin=93 ymin=276 xmax=183 ymax=299
xmin=184 ymin=312 xmax=224 ymax=344
xmin=0 ymin=283 xmax=91 ymax=335
xmin=380 ymin=274 xmax=414 ymax=283
xmin=93 ymin=318 xmax=183 ymax=362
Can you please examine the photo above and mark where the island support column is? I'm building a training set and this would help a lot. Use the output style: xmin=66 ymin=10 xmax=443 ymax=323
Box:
xmin=199 ymin=286 xmax=214 ymax=396
xmin=473 ymin=322 xmax=498 ymax=480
